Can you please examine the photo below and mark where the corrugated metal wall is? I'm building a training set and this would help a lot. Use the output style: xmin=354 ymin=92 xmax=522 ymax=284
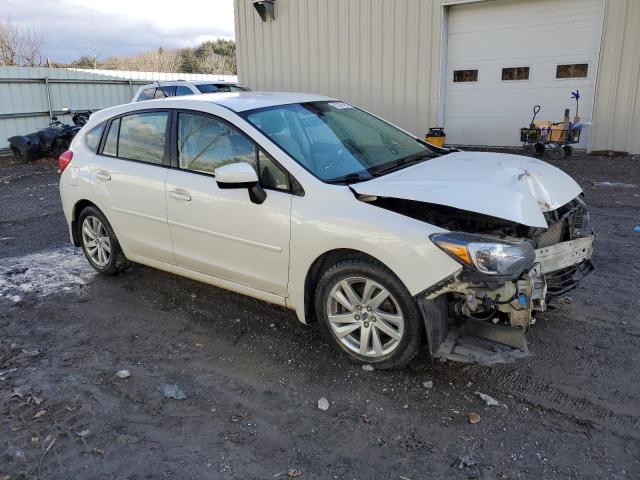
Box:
xmin=0 ymin=67 xmax=238 ymax=150
xmin=0 ymin=67 xmax=137 ymax=150
xmin=591 ymin=0 xmax=640 ymax=154
xmin=235 ymin=0 xmax=640 ymax=153
xmin=234 ymin=0 xmax=443 ymax=138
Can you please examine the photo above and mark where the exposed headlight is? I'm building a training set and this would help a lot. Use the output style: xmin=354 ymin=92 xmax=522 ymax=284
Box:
xmin=431 ymin=232 xmax=535 ymax=276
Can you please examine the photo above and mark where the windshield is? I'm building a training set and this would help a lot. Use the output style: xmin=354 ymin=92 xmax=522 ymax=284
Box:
xmin=243 ymin=101 xmax=438 ymax=183
xmin=196 ymin=84 xmax=250 ymax=93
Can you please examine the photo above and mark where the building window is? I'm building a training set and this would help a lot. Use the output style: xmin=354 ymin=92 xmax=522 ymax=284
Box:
xmin=502 ymin=67 xmax=530 ymax=81
xmin=453 ymin=69 xmax=478 ymax=82
xmin=556 ymin=64 xmax=588 ymax=79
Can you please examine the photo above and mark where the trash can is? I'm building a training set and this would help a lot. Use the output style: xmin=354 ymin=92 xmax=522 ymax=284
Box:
xmin=426 ymin=127 xmax=446 ymax=147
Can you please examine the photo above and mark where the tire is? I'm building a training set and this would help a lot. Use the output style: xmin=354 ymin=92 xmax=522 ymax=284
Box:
xmin=549 ymin=145 xmax=566 ymax=160
xmin=563 ymin=145 xmax=574 ymax=156
xmin=534 ymin=142 xmax=546 ymax=157
xmin=11 ymin=146 xmax=29 ymax=163
xmin=315 ymin=258 xmax=424 ymax=370
xmin=77 ymin=206 xmax=130 ymax=275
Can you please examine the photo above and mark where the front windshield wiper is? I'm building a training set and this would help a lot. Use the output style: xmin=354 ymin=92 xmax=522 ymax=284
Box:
xmin=324 ymin=172 xmax=373 ymax=185
xmin=369 ymin=151 xmax=436 ymax=176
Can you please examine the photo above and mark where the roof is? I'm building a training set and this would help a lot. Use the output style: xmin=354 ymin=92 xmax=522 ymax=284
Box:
xmin=85 ymin=91 xmax=338 ymax=127
xmin=173 ymin=91 xmax=335 ymax=112
xmin=138 ymin=80 xmax=239 ymax=87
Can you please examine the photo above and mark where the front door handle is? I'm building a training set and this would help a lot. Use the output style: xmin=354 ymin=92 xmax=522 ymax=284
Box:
xmin=168 ymin=189 xmax=192 ymax=202
xmin=95 ymin=170 xmax=111 ymax=181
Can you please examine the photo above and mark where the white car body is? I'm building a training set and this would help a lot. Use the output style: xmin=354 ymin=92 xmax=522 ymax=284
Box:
xmin=59 ymin=92 xmax=594 ymax=366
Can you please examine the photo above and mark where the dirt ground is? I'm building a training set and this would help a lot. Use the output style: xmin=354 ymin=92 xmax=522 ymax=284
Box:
xmin=1 ymin=150 xmax=639 ymax=480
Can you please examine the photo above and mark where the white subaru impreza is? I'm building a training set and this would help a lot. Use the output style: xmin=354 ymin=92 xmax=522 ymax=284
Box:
xmin=59 ymin=92 xmax=594 ymax=368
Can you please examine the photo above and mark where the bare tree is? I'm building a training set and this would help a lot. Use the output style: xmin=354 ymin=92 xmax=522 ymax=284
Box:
xmin=0 ymin=19 xmax=43 ymax=66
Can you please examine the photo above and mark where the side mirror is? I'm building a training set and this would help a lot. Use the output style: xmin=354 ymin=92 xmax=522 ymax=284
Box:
xmin=215 ymin=162 xmax=267 ymax=204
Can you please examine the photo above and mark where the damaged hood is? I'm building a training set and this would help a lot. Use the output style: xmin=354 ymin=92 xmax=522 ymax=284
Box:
xmin=353 ymin=151 xmax=582 ymax=228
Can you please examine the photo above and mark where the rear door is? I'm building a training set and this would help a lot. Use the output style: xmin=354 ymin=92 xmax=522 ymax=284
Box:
xmin=90 ymin=110 xmax=174 ymax=264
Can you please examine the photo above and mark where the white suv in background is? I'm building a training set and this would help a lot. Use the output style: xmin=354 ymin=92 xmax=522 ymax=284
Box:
xmin=58 ymin=92 xmax=594 ymax=369
xmin=132 ymin=80 xmax=250 ymax=102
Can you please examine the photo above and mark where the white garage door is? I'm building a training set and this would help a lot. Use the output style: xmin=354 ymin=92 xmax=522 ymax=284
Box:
xmin=444 ymin=0 xmax=604 ymax=148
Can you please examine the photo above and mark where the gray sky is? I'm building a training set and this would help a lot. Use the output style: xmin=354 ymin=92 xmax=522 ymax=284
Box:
xmin=3 ymin=0 xmax=235 ymax=62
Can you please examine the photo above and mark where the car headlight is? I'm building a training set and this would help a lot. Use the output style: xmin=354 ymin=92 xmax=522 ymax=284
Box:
xmin=431 ymin=232 xmax=535 ymax=276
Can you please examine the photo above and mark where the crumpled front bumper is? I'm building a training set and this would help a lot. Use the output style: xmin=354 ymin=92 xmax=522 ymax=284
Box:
xmin=420 ymin=235 xmax=595 ymax=365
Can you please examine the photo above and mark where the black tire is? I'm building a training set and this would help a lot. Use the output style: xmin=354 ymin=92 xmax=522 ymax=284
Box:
xmin=534 ymin=142 xmax=546 ymax=157
xmin=77 ymin=206 xmax=130 ymax=275
xmin=563 ymin=145 xmax=574 ymax=156
xmin=11 ymin=146 xmax=29 ymax=163
xmin=315 ymin=258 xmax=424 ymax=370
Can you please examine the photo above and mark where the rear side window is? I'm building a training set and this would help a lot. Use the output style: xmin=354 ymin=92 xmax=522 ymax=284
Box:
xmin=175 ymin=85 xmax=193 ymax=96
xmin=154 ymin=86 xmax=175 ymax=98
xmin=118 ymin=112 xmax=169 ymax=164
xmin=84 ymin=122 xmax=104 ymax=152
xmin=137 ymin=88 xmax=155 ymax=101
xmin=195 ymin=84 xmax=219 ymax=94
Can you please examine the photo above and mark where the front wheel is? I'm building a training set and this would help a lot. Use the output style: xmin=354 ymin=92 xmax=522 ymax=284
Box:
xmin=315 ymin=258 xmax=424 ymax=369
xmin=78 ymin=206 xmax=130 ymax=274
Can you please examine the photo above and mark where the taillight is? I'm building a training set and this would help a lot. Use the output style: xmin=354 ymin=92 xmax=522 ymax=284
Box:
xmin=58 ymin=150 xmax=73 ymax=173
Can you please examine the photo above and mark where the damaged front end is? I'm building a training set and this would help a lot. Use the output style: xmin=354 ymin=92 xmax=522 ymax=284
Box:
xmin=374 ymin=195 xmax=594 ymax=365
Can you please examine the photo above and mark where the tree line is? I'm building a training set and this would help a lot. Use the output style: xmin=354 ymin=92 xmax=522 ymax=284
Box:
xmin=70 ymin=40 xmax=237 ymax=75
xmin=0 ymin=19 xmax=236 ymax=74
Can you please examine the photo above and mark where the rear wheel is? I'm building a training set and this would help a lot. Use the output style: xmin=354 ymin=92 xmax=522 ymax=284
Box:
xmin=315 ymin=258 xmax=424 ymax=369
xmin=78 ymin=206 xmax=129 ymax=274
xmin=11 ymin=146 xmax=28 ymax=163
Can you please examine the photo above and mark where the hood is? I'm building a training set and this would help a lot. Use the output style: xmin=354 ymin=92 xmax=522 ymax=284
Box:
xmin=352 ymin=151 xmax=582 ymax=228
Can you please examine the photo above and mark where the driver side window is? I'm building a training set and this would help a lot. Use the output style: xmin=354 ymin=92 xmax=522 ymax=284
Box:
xmin=177 ymin=112 xmax=291 ymax=191
xmin=178 ymin=112 xmax=255 ymax=175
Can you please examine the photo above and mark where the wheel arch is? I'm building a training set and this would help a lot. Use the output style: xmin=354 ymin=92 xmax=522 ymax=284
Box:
xmin=70 ymin=199 xmax=101 ymax=246
xmin=302 ymin=248 xmax=399 ymax=324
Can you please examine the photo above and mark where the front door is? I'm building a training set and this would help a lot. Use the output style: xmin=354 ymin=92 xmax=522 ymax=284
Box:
xmin=90 ymin=110 xmax=174 ymax=264
xmin=165 ymin=111 xmax=292 ymax=296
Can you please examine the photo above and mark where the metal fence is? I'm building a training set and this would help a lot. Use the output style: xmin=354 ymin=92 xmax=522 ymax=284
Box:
xmin=0 ymin=67 xmax=238 ymax=151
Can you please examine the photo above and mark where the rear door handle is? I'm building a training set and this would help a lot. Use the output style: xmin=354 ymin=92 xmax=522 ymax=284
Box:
xmin=168 ymin=189 xmax=192 ymax=202
xmin=95 ymin=170 xmax=111 ymax=181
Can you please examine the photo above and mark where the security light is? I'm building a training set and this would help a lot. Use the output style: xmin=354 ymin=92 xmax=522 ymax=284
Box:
xmin=253 ymin=0 xmax=275 ymax=22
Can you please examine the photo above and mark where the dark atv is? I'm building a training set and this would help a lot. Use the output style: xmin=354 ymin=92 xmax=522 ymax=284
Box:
xmin=8 ymin=107 xmax=91 ymax=163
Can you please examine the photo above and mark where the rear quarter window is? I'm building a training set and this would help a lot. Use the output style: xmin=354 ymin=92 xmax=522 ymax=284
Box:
xmin=84 ymin=122 xmax=105 ymax=152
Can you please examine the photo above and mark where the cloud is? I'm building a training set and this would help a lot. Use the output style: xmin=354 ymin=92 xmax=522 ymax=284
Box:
xmin=2 ymin=0 xmax=235 ymax=62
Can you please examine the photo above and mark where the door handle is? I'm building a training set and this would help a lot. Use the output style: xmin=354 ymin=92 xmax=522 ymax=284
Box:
xmin=95 ymin=170 xmax=111 ymax=181
xmin=168 ymin=189 xmax=192 ymax=202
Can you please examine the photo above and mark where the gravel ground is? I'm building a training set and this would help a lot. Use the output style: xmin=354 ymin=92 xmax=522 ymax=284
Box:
xmin=0 ymin=151 xmax=639 ymax=479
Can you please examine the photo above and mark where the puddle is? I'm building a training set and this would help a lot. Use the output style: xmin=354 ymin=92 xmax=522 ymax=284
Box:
xmin=0 ymin=246 xmax=95 ymax=301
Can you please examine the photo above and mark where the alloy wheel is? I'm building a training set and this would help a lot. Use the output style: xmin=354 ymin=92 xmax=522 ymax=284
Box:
xmin=326 ymin=276 xmax=405 ymax=358
xmin=81 ymin=216 xmax=111 ymax=267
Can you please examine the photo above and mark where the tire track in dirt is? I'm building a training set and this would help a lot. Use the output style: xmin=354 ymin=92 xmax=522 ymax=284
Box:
xmin=468 ymin=357 xmax=640 ymax=439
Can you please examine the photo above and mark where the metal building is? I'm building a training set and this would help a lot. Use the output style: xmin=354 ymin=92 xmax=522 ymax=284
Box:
xmin=234 ymin=0 xmax=640 ymax=154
